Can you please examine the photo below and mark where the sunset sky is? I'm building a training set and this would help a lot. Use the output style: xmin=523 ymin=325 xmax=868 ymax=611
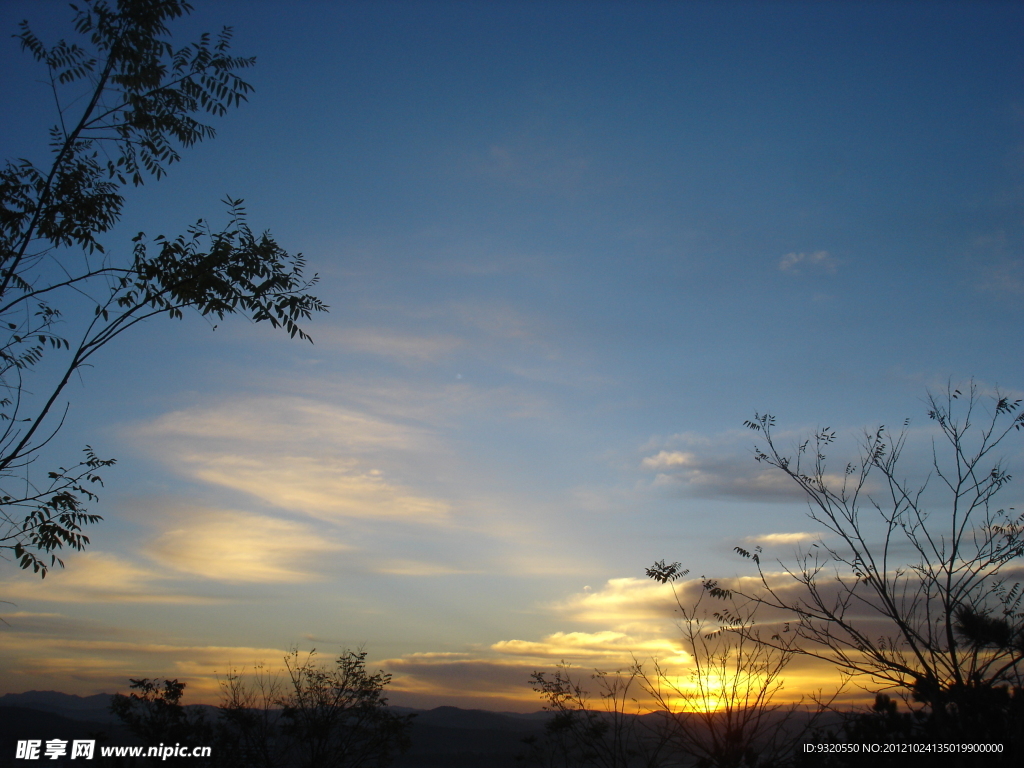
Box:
xmin=1 ymin=0 xmax=1022 ymax=711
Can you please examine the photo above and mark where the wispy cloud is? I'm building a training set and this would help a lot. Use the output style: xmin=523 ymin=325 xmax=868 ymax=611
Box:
xmin=133 ymin=396 xmax=425 ymax=452
xmin=317 ymin=326 xmax=465 ymax=362
xmin=976 ymin=256 xmax=1024 ymax=295
xmin=778 ymin=251 xmax=839 ymax=275
xmin=145 ymin=508 xmax=348 ymax=583
xmin=0 ymin=618 xmax=289 ymax=699
xmin=474 ymin=138 xmax=593 ymax=195
xmin=373 ymin=559 xmax=478 ymax=576
xmin=640 ymin=447 xmax=814 ymax=502
xmin=127 ymin=396 xmax=455 ymax=525
xmin=493 ymin=630 xmax=686 ymax=665
xmin=0 ymin=552 xmax=220 ymax=604
xmin=745 ymin=532 xmax=820 ymax=546
xmin=638 ymin=429 xmax=859 ymax=503
xmin=552 ymin=577 xmax=678 ymax=632
xmin=188 ymin=454 xmax=452 ymax=524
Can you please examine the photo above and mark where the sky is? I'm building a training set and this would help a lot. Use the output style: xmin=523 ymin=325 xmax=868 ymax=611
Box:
xmin=1 ymin=0 xmax=1023 ymax=712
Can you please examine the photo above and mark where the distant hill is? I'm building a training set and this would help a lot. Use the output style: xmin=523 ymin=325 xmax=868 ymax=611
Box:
xmin=0 ymin=693 xmax=856 ymax=768
xmin=0 ymin=705 xmax=137 ymax=768
xmin=0 ymin=692 xmax=550 ymax=767
xmin=394 ymin=705 xmax=550 ymax=767
xmin=0 ymin=691 xmax=116 ymax=722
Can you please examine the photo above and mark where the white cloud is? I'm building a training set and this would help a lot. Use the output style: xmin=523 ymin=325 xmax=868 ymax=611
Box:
xmin=641 ymin=450 xmax=697 ymax=470
xmin=746 ymin=532 xmax=820 ymax=546
xmin=474 ymin=139 xmax=593 ymax=194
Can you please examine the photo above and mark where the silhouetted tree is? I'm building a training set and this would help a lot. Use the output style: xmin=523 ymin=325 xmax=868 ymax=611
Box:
xmin=217 ymin=662 xmax=285 ymax=768
xmin=643 ymin=564 xmax=823 ymax=768
xmin=525 ymin=663 xmax=670 ymax=768
xmin=110 ymin=677 xmax=214 ymax=762
xmin=1 ymin=0 xmax=325 ymax=578
xmin=734 ymin=383 xmax=1024 ymax=757
xmin=218 ymin=650 xmax=412 ymax=768
xmin=524 ymin=571 xmax=827 ymax=768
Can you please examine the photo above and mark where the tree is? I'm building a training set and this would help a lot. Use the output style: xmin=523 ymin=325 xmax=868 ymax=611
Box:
xmin=218 ymin=650 xmax=412 ymax=768
xmin=217 ymin=662 xmax=284 ymax=768
xmin=114 ymin=651 xmax=411 ymax=768
xmin=525 ymin=568 xmax=820 ymax=768
xmin=111 ymin=677 xmax=215 ymax=758
xmin=1 ymin=0 xmax=325 ymax=577
xmin=736 ymin=383 xmax=1024 ymax=752
xmin=643 ymin=563 xmax=819 ymax=768
xmin=526 ymin=663 xmax=670 ymax=768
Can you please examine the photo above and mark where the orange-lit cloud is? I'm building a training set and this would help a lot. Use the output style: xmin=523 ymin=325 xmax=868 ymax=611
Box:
xmin=145 ymin=508 xmax=348 ymax=583
xmin=493 ymin=631 xmax=688 ymax=665
xmin=552 ymin=577 xmax=679 ymax=632
xmin=0 ymin=552 xmax=219 ymax=604
xmin=0 ymin=621 xmax=289 ymax=700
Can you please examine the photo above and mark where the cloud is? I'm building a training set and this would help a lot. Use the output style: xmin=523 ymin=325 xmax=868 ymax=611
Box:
xmin=745 ymin=532 xmax=820 ymax=546
xmin=379 ymin=574 xmax=853 ymax=710
xmin=186 ymin=454 xmax=452 ymax=524
xmin=145 ymin=509 xmax=348 ymax=583
xmin=373 ymin=559 xmax=478 ymax=576
xmin=0 ymin=619 xmax=289 ymax=699
xmin=0 ymin=552 xmax=220 ymax=604
xmin=976 ymin=256 xmax=1024 ymax=295
xmin=552 ymin=577 xmax=679 ymax=632
xmin=474 ymin=140 xmax=593 ymax=194
xmin=493 ymin=631 xmax=687 ymax=665
xmin=637 ymin=429 xmax=862 ymax=503
xmin=128 ymin=397 xmax=454 ymax=525
xmin=134 ymin=396 xmax=424 ymax=452
xmin=778 ymin=251 xmax=839 ymax=275
xmin=640 ymin=448 xmax=817 ymax=502
xmin=318 ymin=327 xmax=465 ymax=362
xmin=380 ymin=654 xmax=546 ymax=708
xmin=641 ymin=450 xmax=697 ymax=470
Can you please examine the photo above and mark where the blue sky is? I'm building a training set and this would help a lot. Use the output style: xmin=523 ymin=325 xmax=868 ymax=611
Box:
xmin=1 ymin=0 xmax=1022 ymax=710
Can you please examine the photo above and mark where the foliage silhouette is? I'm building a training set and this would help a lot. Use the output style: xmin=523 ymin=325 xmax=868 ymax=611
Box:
xmin=729 ymin=382 xmax=1024 ymax=761
xmin=1 ymin=0 xmax=325 ymax=578
xmin=113 ymin=650 xmax=410 ymax=768
xmin=644 ymin=569 xmax=824 ymax=768
xmin=524 ymin=663 xmax=670 ymax=768
xmin=524 ymin=574 xmax=826 ymax=768
xmin=110 ymin=677 xmax=214 ymax=762
xmin=218 ymin=650 xmax=412 ymax=768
